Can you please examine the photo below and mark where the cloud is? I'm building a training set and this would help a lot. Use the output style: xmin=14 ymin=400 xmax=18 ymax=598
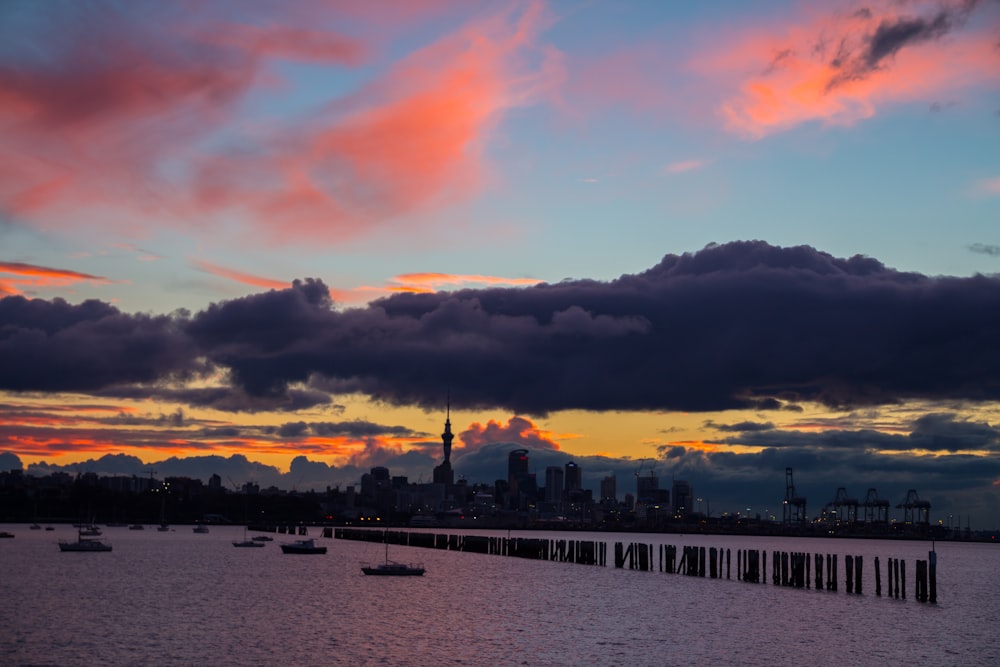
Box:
xmin=969 ymin=242 xmax=1000 ymax=257
xmin=0 ymin=1 xmax=561 ymax=247
xmin=664 ymin=159 xmax=710 ymax=174
xmin=6 ymin=240 xmax=1000 ymax=417
xmin=458 ymin=415 xmax=562 ymax=452
xmin=190 ymin=259 xmax=290 ymax=290
xmin=176 ymin=241 xmax=1000 ymax=415
xmin=702 ymin=0 xmax=1000 ymax=138
xmin=0 ymin=295 xmax=202 ymax=392
xmin=0 ymin=261 xmax=109 ymax=296
xmin=191 ymin=2 xmax=562 ymax=244
xmin=973 ymin=176 xmax=1000 ymax=197
xmin=387 ymin=273 xmax=543 ymax=294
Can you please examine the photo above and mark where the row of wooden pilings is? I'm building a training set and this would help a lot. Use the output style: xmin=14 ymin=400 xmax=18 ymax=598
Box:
xmin=334 ymin=528 xmax=608 ymax=566
xmin=333 ymin=529 xmax=936 ymax=603
xmin=606 ymin=542 xmax=936 ymax=603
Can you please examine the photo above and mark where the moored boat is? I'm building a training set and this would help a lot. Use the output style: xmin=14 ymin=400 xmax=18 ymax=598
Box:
xmin=280 ymin=538 xmax=326 ymax=554
xmin=59 ymin=526 xmax=112 ymax=552
xmin=362 ymin=538 xmax=425 ymax=576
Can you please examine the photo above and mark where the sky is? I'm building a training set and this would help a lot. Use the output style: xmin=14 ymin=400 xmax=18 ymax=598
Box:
xmin=1 ymin=0 xmax=999 ymax=528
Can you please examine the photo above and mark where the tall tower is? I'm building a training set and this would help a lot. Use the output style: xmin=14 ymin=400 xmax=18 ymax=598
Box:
xmin=441 ymin=392 xmax=453 ymax=465
xmin=432 ymin=393 xmax=455 ymax=485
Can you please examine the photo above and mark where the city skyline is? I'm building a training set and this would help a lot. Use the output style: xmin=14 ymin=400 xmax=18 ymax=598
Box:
xmin=2 ymin=1 xmax=999 ymax=528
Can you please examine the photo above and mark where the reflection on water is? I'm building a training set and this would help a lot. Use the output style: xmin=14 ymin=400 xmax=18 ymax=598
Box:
xmin=2 ymin=526 xmax=998 ymax=666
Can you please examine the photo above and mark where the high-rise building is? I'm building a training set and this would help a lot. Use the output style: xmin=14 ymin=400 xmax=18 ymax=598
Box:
xmin=545 ymin=466 xmax=564 ymax=502
xmin=672 ymin=479 xmax=693 ymax=517
xmin=600 ymin=475 xmax=617 ymax=504
xmin=564 ymin=461 xmax=581 ymax=493
xmin=508 ymin=449 xmax=529 ymax=486
xmin=636 ymin=473 xmax=658 ymax=502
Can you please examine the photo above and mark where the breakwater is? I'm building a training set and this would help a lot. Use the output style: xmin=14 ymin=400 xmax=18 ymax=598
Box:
xmin=334 ymin=528 xmax=938 ymax=603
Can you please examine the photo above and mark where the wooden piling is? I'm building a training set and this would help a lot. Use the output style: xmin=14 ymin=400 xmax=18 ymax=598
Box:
xmin=929 ymin=549 xmax=937 ymax=604
xmin=846 ymin=555 xmax=854 ymax=593
xmin=900 ymin=559 xmax=906 ymax=599
xmin=855 ymin=555 xmax=863 ymax=594
xmin=875 ymin=557 xmax=881 ymax=596
xmin=726 ymin=548 xmax=731 ymax=580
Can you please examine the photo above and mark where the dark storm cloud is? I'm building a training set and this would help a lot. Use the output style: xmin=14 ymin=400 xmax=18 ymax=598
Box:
xmin=708 ymin=420 xmax=775 ymax=433
xmin=93 ymin=384 xmax=335 ymax=413
xmin=0 ymin=296 xmax=201 ymax=391
xmin=5 ymin=241 xmax=1000 ymax=416
xmin=184 ymin=241 xmax=1000 ymax=415
xmin=714 ymin=412 xmax=1000 ymax=454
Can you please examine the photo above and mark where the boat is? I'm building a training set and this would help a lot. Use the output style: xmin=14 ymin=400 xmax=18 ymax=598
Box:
xmin=59 ymin=526 xmax=112 ymax=552
xmin=29 ymin=523 xmax=42 ymax=530
xmin=233 ymin=525 xmax=265 ymax=548
xmin=0 ymin=531 xmax=14 ymax=539
xmin=361 ymin=539 xmax=425 ymax=576
xmin=280 ymin=538 xmax=326 ymax=555
xmin=251 ymin=535 xmax=273 ymax=542
xmin=193 ymin=524 xmax=210 ymax=534
xmin=157 ymin=524 xmax=170 ymax=532
xmin=45 ymin=526 xmax=54 ymax=531
xmin=129 ymin=524 xmax=144 ymax=530
xmin=79 ymin=525 xmax=102 ymax=537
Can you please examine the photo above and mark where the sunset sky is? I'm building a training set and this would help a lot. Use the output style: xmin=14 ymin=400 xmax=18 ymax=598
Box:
xmin=2 ymin=0 xmax=999 ymax=528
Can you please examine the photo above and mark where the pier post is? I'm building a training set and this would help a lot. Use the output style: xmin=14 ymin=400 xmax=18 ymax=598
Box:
xmin=855 ymin=556 xmax=863 ymax=594
xmin=726 ymin=548 xmax=731 ymax=580
xmin=929 ymin=549 xmax=937 ymax=604
xmin=900 ymin=559 xmax=906 ymax=599
xmin=846 ymin=555 xmax=854 ymax=593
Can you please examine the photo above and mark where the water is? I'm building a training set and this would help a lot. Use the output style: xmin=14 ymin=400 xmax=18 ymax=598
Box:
xmin=2 ymin=525 xmax=998 ymax=666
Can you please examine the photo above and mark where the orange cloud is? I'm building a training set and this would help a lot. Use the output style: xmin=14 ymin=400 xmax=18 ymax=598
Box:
xmin=699 ymin=1 xmax=1000 ymax=138
xmin=190 ymin=2 xmax=561 ymax=243
xmin=0 ymin=261 xmax=109 ymax=296
xmin=388 ymin=272 xmax=543 ymax=293
xmin=190 ymin=259 xmax=290 ymax=290
xmin=459 ymin=415 xmax=562 ymax=451
xmin=0 ymin=2 xmax=560 ymax=248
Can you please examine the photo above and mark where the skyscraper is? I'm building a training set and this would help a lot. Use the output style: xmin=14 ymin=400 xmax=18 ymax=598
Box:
xmin=545 ymin=466 xmax=564 ymax=502
xmin=672 ymin=479 xmax=693 ymax=517
xmin=564 ymin=461 xmax=581 ymax=493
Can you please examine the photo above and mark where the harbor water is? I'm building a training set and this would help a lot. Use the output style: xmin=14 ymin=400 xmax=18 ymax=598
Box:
xmin=2 ymin=525 xmax=998 ymax=666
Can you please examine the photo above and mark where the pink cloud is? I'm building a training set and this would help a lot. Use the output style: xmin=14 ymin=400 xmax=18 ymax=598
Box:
xmin=192 ymin=2 xmax=562 ymax=243
xmin=0 ymin=2 xmax=561 ymax=247
xmin=459 ymin=415 xmax=561 ymax=452
xmin=190 ymin=259 xmax=290 ymax=290
xmin=665 ymin=159 xmax=710 ymax=174
xmin=697 ymin=0 xmax=1000 ymax=138
xmin=974 ymin=176 xmax=1000 ymax=197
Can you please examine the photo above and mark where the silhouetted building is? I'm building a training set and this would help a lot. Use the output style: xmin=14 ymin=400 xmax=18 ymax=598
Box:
xmin=672 ymin=479 xmax=693 ymax=517
xmin=433 ymin=397 xmax=455 ymax=485
xmin=545 ymin=466 xmax=564 ymax=503
xmin=600 ymin=475 xmax=617 ymax=504
xmin=564 ymin=461 xmax=581 ymax=494
xmin=636 ymin=473 xmax=659 ymax=503
xmin=508 ymin=450 xmax=529 ymax=486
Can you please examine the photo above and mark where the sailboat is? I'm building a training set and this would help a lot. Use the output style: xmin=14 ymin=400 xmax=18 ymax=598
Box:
xmin=233 ymin=525 xmax=264 ymax=548
xmin=59 ymin=525 xmax=112 ymax=552
xmin=361 ymin=537 xmax=425 ymax=576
